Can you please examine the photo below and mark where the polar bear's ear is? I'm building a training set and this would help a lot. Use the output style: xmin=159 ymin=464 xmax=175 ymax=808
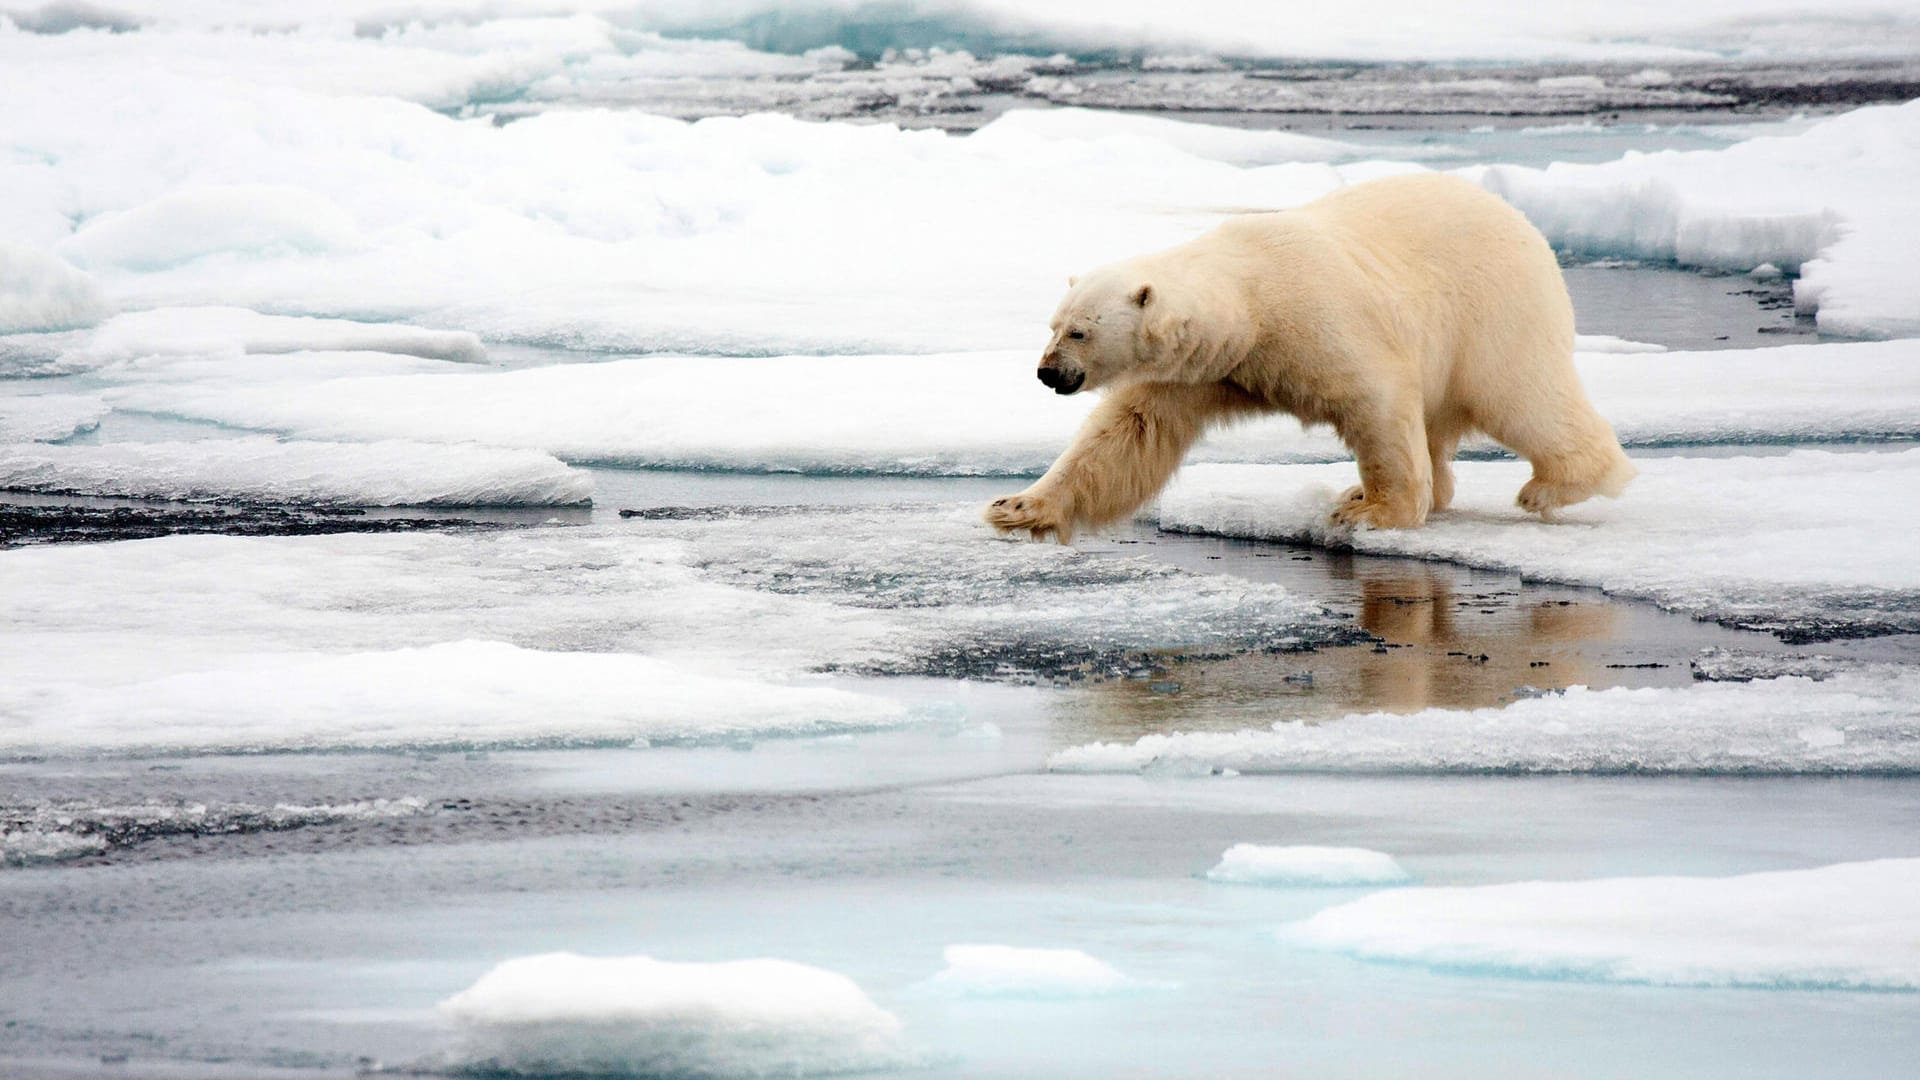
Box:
xmin=1130 ymin=283 xmax=1154 ymax=307
xmin=1067 ymin=275 xmax=1079 ymax=288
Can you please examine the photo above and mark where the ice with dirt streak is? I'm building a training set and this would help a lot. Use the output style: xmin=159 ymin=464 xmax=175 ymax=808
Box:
xmin=1284 ymin=858 xmax=1920 ymax=990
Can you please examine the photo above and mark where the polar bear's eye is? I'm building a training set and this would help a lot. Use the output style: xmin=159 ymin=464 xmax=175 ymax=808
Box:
xmin=1067 ymin=329 xmax=1086 ymax=340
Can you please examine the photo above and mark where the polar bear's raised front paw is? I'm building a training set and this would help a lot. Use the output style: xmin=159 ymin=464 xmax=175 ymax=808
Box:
xmin=985 ymin=490 xmax=1073 ymax=543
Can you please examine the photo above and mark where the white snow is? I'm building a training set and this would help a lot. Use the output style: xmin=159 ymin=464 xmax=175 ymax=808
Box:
xmin=1049 ymin=666 xmax=1920 ymax=775
xmin=1154 ymin=447 xmax=1920 ymax=637
xmin=0 ymin=242 xmax=109 ymax=333
xmin=59 ymin=184 xmax=368 ymax=272
xmin=438 ymin=952 xmax=908 ymax=1079
xmin=1206 ymin=844 xmax=1411 ymax=886
xmin=1475 ymin=100 xmax=1920 ymax=338
xmin=0 ymin=392 xmax=107 ymax=442
xmin=1284 ymin=858 xmax=1920 ymax=990
xmin=0 ymin=437 xmax=593 ymax=507
xmin=92 ymin=341 xmax=1920 ymax=476
xmin=925 ymin=944 xmax=1142 ymax=998
xmin=0 ymin=640 xmax=908 ymax=757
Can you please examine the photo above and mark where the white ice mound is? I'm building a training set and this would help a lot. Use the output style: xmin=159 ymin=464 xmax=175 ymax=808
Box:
xmin=0 ymin=241 xmax=110 ymax=333
xmin=0 ymin=437 xmax=592 ymax=506
xmin=84 ymin=306 xmax=485 ymax=364
xmin=974 ymin=107 xmax=1359 ymax=166
xmin=0 ymin=640 xmax=908 ymax=757
xmin=1206 ymin=844 xmax=1411 ymax=887
xmin=0 ymin=393 xmax=109 ymax=442
xmin=1284 ymin=858 xmax=1920 ymax=990
xmin=58 ymin=185 xmax=366 ymax=271
xmin=1154 ymin=446 xmax=1920 ymax=638
xmin=926 ymin=944 xmax=1140 ymax=998
xmin=1049 ymin=667 xmax=1920 ymax=775
xmin=439 ymin=952 xmax=908 ymax=1079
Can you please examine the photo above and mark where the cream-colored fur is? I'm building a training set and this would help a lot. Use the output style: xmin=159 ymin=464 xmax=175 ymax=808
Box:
xmin=986 ymin=173 xmax=1634 ymax=542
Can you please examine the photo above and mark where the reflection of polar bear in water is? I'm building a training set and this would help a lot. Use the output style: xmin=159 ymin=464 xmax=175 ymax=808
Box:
xmin=985 ymin=173 xmax=1635 ymax=543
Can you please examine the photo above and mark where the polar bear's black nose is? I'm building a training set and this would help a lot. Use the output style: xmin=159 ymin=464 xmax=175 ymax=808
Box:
xmin=1037 ymin=366 xmax=1084 ymax=394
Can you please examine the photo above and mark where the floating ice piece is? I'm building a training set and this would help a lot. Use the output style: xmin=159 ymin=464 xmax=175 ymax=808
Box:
xmin=82 ymin=307 xmax=485 ymax=364
xmin=926 ymin=944 xmax=1141 ymax=998
xmin=974 ymin=107 xmax=1360 ymax=165
xmin=0 ymin=393 xmax=108 ymax=442
xmin=0 ymin=436 xmax=592 ymax=507
xmin=1154 ymin=447 xmax=1920 ymax=638
xmin=439 ymin=952 xmax=908 ymax=1079
xmin=1475 ymin=100 xmax=1920 ymax=338
xmin=1206 ymin=844 xmax=1411 ymax=886
xmin=1049 ymin=666 xmax=1920 ymax=775
xmin=0 ymin=640 xmax=908 ymax=757
xmin=0 ymin=242 xmax=110 ymax=333
xmin=98 ymin=341 xmax=1920 ymax=475
xmin=1284 ymin=858 xmax=1920 ymax=990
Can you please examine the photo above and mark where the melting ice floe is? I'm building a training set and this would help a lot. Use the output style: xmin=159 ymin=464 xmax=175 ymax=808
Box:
xmin=0 ymin=437 xmax=591 ymax=507
xmin=89 ymin=341 xmax=1920 ymax=476
xmin=1206 ymin=844 xmax=1411 ymax=887
xmin=924 ymin=944 xmax=1144 ymax=998
xmin=439 ymin=952 xmax=908 ymax=1079
xmin=1049 ymin=666 xmax=1920 ymax=775
xmin=0 ymin=640 xmax=907 ymax=757
xmin=1156 ymin=448 xmax=1920 ymax=639
xmin=1284 ymin=858 xmax=1920 ymax=990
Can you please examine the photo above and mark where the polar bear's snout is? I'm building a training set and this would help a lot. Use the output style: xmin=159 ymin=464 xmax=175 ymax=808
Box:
xmin=1037 ymin=357 xmax=1086 ymax=395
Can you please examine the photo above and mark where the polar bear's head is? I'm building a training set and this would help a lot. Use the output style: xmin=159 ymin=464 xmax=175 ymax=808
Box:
xmin=1037 ymin=268 xmax=1162 ymax=395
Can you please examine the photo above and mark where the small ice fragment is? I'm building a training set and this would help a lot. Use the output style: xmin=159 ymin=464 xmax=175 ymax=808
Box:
xmin=926 ymin=944 xmax=1140 ymax=998
xmin=1206 ymin=844 xmax=1411 ymax=887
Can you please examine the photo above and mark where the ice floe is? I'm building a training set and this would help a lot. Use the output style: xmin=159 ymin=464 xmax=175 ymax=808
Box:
xmin=80 ymin=307 xmax=486 ymax=365
xmin=925 ymin=944 xmax=1143 ymax=998
xmin=90 ymin=341 xmax=1920 ymax=477
xmin=1156 ymin=447 xmax=1920 ymax=639
xmin=439 ymin=952 xmax=908 ymax=1078
xmin=1206 ymin=844 xmax=1411 ymax=886
xmin=1284 ymin=858 xmax=1920 ymax=990
xmin=1476 ymin=100 xmax=1920 ymax=339
xmin=0 ymin=640 xmax=909 ymax=757
xmin=0 ymin=392 xmax=107 ymax=442
xmin=1050 ymin=665 xmax=1920 ymax=775
xmin=0 ymin=436 xmax=592 ymax=507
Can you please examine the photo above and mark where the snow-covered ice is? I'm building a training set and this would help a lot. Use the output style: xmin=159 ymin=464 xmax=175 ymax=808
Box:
xmin=1285 ymin=858 xmax=1920 ymax=990
xmin=0 ymin=437 xmax=592 ymax=507
xmin=88 ymin=341 xmax=1920 ymax=477
xmin=1050 ymin=665 xmax=1920 ymax=775
xmin=439 ymin=952 xmax=908 ymax=1078
xmin=0 ymin=392 xmax=107 ymax=442
xmin=925 ymin=944 xmax=1142 ymax=998
xmin=1156 ymin=447 xmax=1920 ymax=638
xmin=972 ymin=107 xmax=1362 ymax=166
xmin=80 ymin=307 xmax=487 ymax=365
xmin=1206 ymin=844 xmax=1411 ymax=886
xmin=0 ymin=241 xmax=109 ymax=333
xmin=0 ymin=639 xmax=909 ymax=758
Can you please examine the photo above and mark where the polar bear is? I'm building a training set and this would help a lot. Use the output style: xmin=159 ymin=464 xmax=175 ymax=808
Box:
xmin=985 ymin=173 xmax=1634 ymax=542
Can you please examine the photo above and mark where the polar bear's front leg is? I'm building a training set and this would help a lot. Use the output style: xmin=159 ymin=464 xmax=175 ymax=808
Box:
xmin=1330 ymin=392 xmax=1433 ymax=530
xmin=986 ymin=381 xmax=1257 ymax=543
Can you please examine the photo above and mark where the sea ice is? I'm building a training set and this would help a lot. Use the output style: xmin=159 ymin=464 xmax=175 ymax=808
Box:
xmin=1049 ymin=665 xmax=1920 ymax=775
xmin=0 ymin=640 xmax=908 ymax=757
xmin=972 ymin=107 xmax=1361 ymax=166
xmin=1206 ymin=844 xmax=1411 ymax=887
xmin=1154 ymin=447 xmax=1920 ymax=638
xmin=0 ymin=436 xmax=592 ymax=507
xmin=924 ymin=944 xmax=1142 ymax=998
xmin=1284 ymin=858 xmax=1920 ymax=990
xmin=0 ymin=392 xmax=107 ymax=442
xmin=93 ymin=341 xmax=1920 ymax=476
xmin=80 ymin=307 xmax=487 ymax=365
xmin=438 ymin=952 xmax=908 ymax=1079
